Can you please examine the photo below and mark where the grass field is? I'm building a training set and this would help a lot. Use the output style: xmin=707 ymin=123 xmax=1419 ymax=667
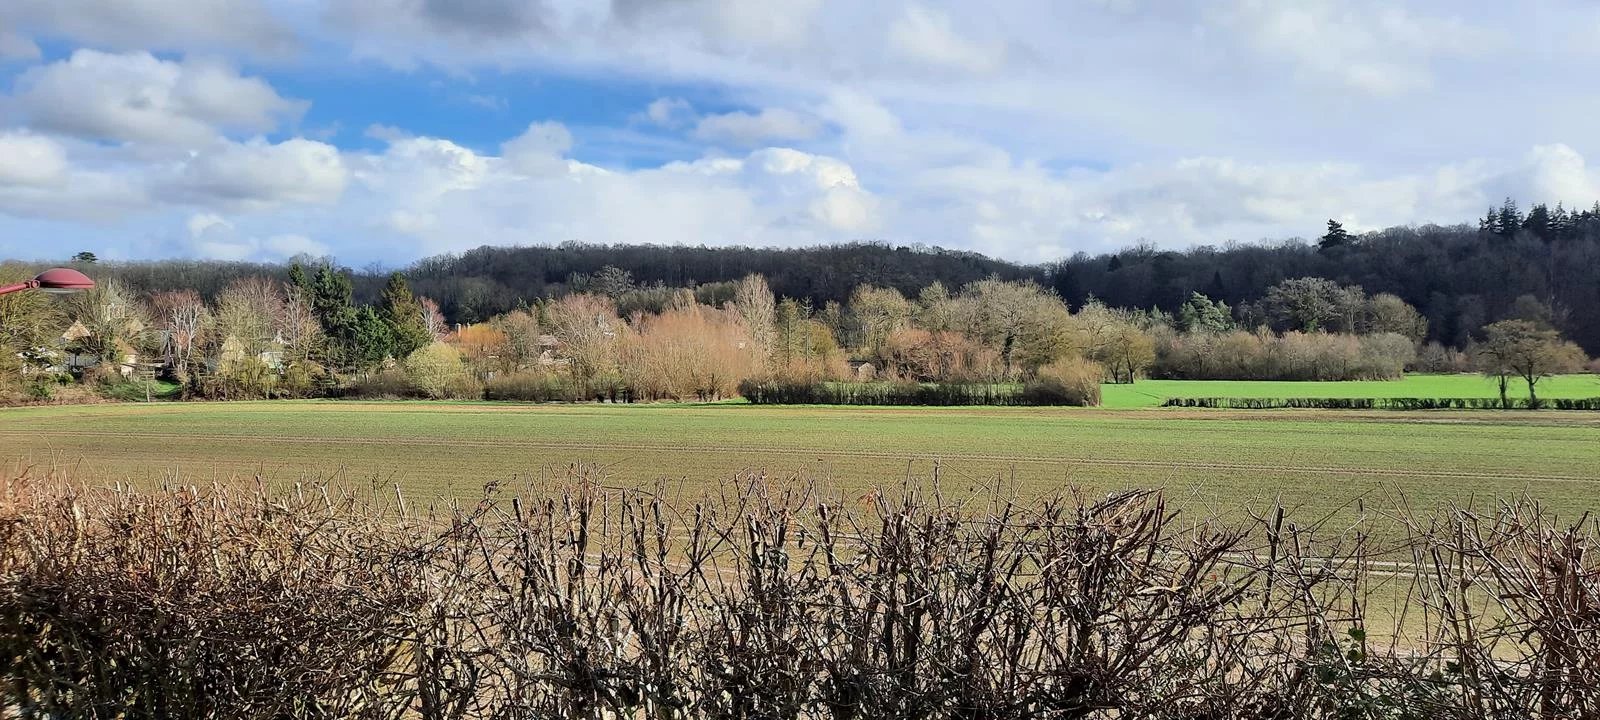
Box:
xmin=1100 ymin=373 xmax=1600 ymax=408
xmin=3 ymin=393 xmax=1599 ymax=531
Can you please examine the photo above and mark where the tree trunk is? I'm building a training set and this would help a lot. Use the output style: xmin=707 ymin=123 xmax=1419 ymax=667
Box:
xmin=1498 ymin=376 xmax=1509 ymax=408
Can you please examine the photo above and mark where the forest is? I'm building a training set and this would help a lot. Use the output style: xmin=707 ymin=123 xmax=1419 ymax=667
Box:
xmin=25 ymin=198 xmax=1600 ymax=357
xmin=1 ymin=199 xmax=1594 ymax=407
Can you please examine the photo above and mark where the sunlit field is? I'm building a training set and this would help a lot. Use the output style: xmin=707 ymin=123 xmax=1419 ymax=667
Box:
xmin=1099 ymin=372 xmax=1600 ymax=408
xmin=4 ymin=395 xmax=1599 ymax=533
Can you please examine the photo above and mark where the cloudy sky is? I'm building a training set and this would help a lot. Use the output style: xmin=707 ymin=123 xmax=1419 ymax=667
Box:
xmin=1 ymin=1 xmax=1598 ymax=266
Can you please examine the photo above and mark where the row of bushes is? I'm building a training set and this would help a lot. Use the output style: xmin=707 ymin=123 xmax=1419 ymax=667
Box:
xmin=3 ymin=476 xmax=1596 ymax=718
xmin=1163 ymin=396 xmax=1600 ymax=410
xmin=1151 ymin=330 xmax=1415 ymax=381
xmin=741 ymin=357 xmax=1104 ymax=406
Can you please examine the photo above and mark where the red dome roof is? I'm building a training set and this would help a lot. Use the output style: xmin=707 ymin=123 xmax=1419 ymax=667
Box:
xmin=34 ymin=268 xmax=95 ymax=291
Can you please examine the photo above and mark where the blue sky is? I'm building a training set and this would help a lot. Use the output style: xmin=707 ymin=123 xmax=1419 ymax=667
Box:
xmin=2 ymin=1 xmax=1600 ymax=266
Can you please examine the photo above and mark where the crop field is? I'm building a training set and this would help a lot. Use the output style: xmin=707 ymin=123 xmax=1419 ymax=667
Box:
xmin=1100 ymin=372 xmax=1600 ymax=408
xmin=3 ymin=390 xmax=1599 ymax=530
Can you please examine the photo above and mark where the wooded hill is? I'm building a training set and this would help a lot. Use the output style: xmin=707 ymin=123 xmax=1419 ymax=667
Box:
xmin=34 ymin=199 xmax=1600 ymax=354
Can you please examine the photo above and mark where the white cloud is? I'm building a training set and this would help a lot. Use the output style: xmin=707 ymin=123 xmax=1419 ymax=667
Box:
xmin=1220 ymin=0 xmax=1496 ymax=95
xmin=500 ymin=121 xmax=574 ymax=176
xmin=9 ymin=50 xmax=306 ymax=147
xmin=185 ymin=212 xmax=329 ymax=261
xmin=645 ymin=97 xmax=695 ymax=127
xmin=171 ymin=138 xmax=348 ymax=207
xmin=2 ymin=0 xmax=1599 ymax=266
xmin=694 ymin=108 xmax=822 ymax=146
xmin=887 ymin=4 xmax=1006 ymax=75
xmin=0 ymin=132 xmax=68 ymax=187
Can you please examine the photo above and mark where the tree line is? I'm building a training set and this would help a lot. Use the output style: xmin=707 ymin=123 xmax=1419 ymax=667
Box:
xmin=20 ymin=198 xmax=1600 ymax=359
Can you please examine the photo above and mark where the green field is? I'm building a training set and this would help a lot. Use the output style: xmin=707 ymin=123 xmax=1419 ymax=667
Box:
xmin=1100 ymin=373 xmax=1600 ymax=408
xmin=3 ymin=394 xmax=1599 ymax=530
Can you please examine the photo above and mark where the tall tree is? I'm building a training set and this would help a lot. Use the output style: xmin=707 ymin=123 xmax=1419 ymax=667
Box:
xmin=1318 ymin=219 xmax=1351 ymax=251
xmin=731 ymin=274 xmax=776 ymax=368
xmin=380 ymin=272 xmax=432 ymax=359
xmin=308 ymin=264 xmax=358 ymax=367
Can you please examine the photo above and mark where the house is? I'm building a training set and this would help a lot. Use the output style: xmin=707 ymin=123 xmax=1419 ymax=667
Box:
xmin=535 ymin=334 xmax=568 ymax=367
xmin=209 ymin=333 xmax=287 ymax=373
xmin=58 ymin=321 xmax=139 ymax=377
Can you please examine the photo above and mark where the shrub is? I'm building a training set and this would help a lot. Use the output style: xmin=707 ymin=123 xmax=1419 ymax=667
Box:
xmin=737 ymin=378 xmax=1100 ymax=406
xmin=346 ymin=367 xmax=412 ymax=399
xmin=278 ymin=361 xmax=329 ymax=399
xmin=403 ymin=342 xmax=474 ymax=399
xmin=1153 ymin=330 xmax=1412 ymax=381
xmin=1161 ymin=396 xmax=1600 ymax=411
xmin=1022 ymin=357 xmax=1103 ymax=406
xmin=484 ymin=371 xmax=584 ymax=402
xmin=1415 ymin=341 xmax=1473 ymax=373
xmin=4 ymin=479 xmax=1600 ymax=718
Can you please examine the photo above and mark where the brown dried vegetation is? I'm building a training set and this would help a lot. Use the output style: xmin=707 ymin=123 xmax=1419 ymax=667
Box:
xmin=0 ymin=469 xmax=1595 ymax=719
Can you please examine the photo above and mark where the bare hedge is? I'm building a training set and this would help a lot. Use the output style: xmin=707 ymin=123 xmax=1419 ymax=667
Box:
xmin=1163 ymin=396 xmax=1600 ymax=410
xmin=1 ymin=472 xmax=1597 ymax=718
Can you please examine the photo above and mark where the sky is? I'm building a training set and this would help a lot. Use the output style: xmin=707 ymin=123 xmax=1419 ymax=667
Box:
xmin=1 ymin=1 xmax=1599 ymax=267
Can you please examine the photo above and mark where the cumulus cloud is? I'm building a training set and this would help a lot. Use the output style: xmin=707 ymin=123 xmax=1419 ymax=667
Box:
xmin=0 ymin=132 xmax=68 ymax=188
xmin=170 ymin=138 xmax=348 ymax=207
xmin=500 ymin=121 xmax=574 ymax=176
xmin=186 ymin=213 xmax=329 ymax=261
xmin=1 ymin=0 xmax=1597 ymax=265
xmin=8 ymin=50 xmax=306 ymax=147
xmin=693 ymin=108 xmax=822 ymax=146
xmin=319 ymin=128 xmax=883 ymax=259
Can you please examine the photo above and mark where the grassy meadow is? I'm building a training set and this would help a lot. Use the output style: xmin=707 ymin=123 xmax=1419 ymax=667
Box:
xmin=1099 ymin=372 xmax=1600 ymax=408
xmin=3 ymin=380 xmax=1599 ymax=531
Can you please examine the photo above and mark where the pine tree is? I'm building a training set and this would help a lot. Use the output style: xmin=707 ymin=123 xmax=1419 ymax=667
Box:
xmin=352 ymin=306 xmax=396 ymax=367
xmin=309 ymin=264 xmax=358 ymax=367
xmin=287 ymin=262 xmax=309 ymax=294
xmin=1496 ymin=198 xmax=1521 ymax=237
xmin=1550 ymin=203 xmax=1570 ymax=241
xmin=380 ymin=272 xmax=432 ymax=359
xmin=1479 ymin=207 xmax=1499 ymax=234
xmin=1523 ymin=203 xmax=1552 ymax=241
xmin=1318 ymin=219 xmax=1351 ymax=251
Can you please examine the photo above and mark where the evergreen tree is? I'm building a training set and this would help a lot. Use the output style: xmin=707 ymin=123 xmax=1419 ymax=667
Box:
xmin=1496 ymin=197 xmax=1521 ymax=237
xmin=380 ymin=272 xmax=432 ymax=359
xmin=1523 ymin=203 xmax=1552 ymax=240
xmin=1479 ymin=207 xmax=1499 ymax=234
xmin=309 ymin=264 xmax=358 ymax=367
xmin=287 ymin=262 xmax=309 ymax=294
xmin=352 ymin=306 xmax=396 ymax=367
xmin=1318 ymin=219 xmax=1351 ymax=251
xmin=1176 ymin=292 xmax=1234 ymax=333
xmin=1550 ymin=203 xmax=1570 ymax=241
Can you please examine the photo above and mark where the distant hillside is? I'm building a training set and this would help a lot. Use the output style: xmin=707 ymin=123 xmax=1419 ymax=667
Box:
xmin=26 ymin=199 xmax=1600 ymax=353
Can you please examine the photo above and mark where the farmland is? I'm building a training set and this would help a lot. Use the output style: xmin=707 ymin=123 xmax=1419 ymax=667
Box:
xmin=1099 ymin=372 xmax=1600 ymax=408
xmin=3 ymin=389 xmax=1599 ymax=528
